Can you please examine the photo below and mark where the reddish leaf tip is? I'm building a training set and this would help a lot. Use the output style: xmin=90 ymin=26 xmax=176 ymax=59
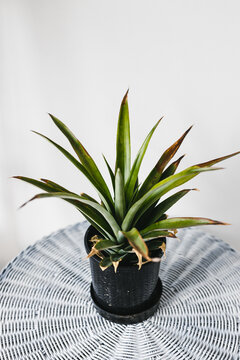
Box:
xmin=182 ymin=125 xmax=193 ymax=138
xmin=122 ymin=89 xmax=129 ymax=104
xmin=157 ymin=116 xmax=164 ymax=125
xmin=211 ymin=219 xmax=230 ymax=225
xmin=179 ymin=154 xmax=186 ymax=160
xmin=18 ymin=201 xmax=28 ymax=209
xmin=173 ymin=154 xmax=186 ymax=167
xmin=219 ymin=221 xmax=230 ymax=225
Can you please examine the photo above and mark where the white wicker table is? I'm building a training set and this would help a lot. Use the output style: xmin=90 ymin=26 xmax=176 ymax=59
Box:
xmin=0 ymin=221 xmax=239 ymax=360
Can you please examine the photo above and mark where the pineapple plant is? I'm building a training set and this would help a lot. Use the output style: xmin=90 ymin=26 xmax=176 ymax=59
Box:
xmin=15 ymin=89 xmax=239 ymax=274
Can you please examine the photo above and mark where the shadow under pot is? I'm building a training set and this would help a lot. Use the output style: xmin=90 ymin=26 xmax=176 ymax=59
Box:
xmin=84 ymin=225 xmax=166 ymax=325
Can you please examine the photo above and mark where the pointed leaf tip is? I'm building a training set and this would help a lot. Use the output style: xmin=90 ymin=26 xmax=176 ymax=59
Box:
xmin=113 ymin=261 xmax=120 ymax=273
xmin=135 ymin=126 xmax=190 ymax=199
xmin=122 ymin=89 xmax=129 ymax=104
xmin=31 ymin=130 xmax=41 ymax=136
xmin=175 ymin=154 xmax=186 ymax=165
xmin=186 ymin=124 xmax=194 ymax=134
xmin=196 ymin=150 xmax=240 ymax=168
xmin=178 ymin=125 xmax=193 ymax=144
xmin=156 ymin=116 xmax=164 ymax=126
xmin=48 ymin=113 xmax=56 ymax=122
xmin=213 ymin=220 xmax=230 ymax=225
xmin=115 ymin=91 xmax=131 ymax=183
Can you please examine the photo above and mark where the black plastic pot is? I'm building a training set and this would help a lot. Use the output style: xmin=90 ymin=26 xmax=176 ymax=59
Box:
xmin=84 ymin=225 xmax=165 ymax=324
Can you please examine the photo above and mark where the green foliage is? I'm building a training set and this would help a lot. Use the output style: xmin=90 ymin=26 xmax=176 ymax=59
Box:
xmin=14 ymin=91 xmax=240 ymax=271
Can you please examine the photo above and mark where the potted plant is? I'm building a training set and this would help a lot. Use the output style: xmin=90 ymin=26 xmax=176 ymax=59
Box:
xmin=14 ymin=90 xmax=239 ymax=324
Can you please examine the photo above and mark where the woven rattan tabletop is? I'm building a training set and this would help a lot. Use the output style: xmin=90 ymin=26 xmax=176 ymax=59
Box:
xmin=0 ymin=221 xmax=240 ymax=360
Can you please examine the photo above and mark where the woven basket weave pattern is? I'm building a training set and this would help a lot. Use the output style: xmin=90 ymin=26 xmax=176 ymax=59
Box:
xmin=0 ymin=222 xmax=239 ymax=360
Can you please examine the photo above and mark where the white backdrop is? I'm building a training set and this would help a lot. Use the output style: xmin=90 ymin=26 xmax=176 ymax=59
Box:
xmin=1 ymin=0 xmax=240 ymax=268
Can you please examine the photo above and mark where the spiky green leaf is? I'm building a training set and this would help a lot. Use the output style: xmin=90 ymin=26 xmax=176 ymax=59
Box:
xmin=80 ymin=193 xmax=99 ymax=203
xmin=141 ymin=217 xmax=228 ymax=234
xmin=48 ymin=114 xmax=114 ymax=211
xmin=136 ymin=188 xmax=193 ymax=229
xmin=32 ymin=130 xmax=113 ymax=212
xmin=99 ymin=256 xmax=113 ymax=270
xmin=40 ymin=179 xmax=70 ymax=192
xmin=137 ymin=126 xmax=192 ymax=199
xmin=125 ymin=117 xmax=163 ymax=205
xmin=122 ymin=165 xmax=222 ymax=231
xmin=160 ymin=154 xmax=185 ymax=181
xmin=142 ymin=230 xmax=176 ymax=240
xmin=115 ymin=90 xmax=131 ymax=183
xmin=114 ymin=168 xmax=126 ymax=224
xmin=195 ymin=151 xmax=240 ymax=168
xmin=13 ymin=176 xmax=57 ymax=193
xmin=122 ymin=228 xmax=150 ymax=260
xmin=20 ymin=192 xmax=120 ymax=241
xmin=94 ymin=239 xmax=121 ymax=251
xmin=149 ymin=189 xmax=194 ymax=226
xmin=102 ymin=154 xmax=115 ymax=190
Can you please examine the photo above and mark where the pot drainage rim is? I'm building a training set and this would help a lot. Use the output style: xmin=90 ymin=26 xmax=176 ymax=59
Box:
xmin=90 ymin=278 xmax=163 ymax=325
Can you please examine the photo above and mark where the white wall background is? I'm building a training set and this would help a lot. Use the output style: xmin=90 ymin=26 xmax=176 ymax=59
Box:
xmin=1 ymin=0 xmax=240 ymax=268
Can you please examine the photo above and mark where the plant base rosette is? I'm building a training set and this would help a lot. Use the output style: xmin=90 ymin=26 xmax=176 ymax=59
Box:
xmin=85 ymin=225 xmax=165 ymax=324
